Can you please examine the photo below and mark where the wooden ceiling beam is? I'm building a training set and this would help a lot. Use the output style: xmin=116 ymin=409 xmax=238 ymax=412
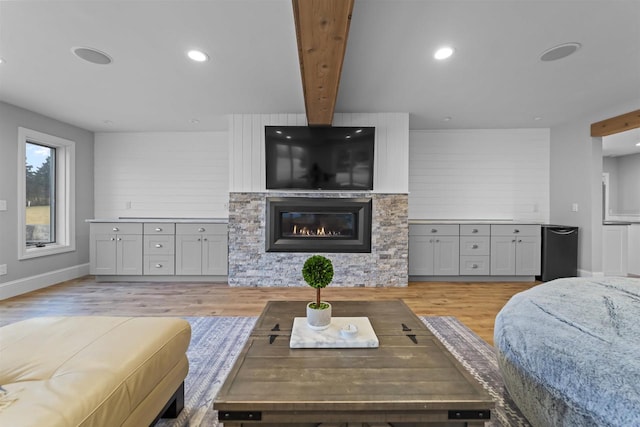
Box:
xmin=293 ymin=0 xmax=354 ymax=126
xmin=591 ymin=109 xmax=640 ymax=137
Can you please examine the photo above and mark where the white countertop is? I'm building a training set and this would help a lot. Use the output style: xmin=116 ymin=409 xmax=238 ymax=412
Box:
xmin=86 ymin=218 xmax=228 ymax=224
xmin=409 ymin=219 xmax=545 ymax=225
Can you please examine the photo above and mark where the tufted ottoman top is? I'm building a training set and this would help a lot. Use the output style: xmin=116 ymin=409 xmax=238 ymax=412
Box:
xmin=0 ymin=316 xmax=191 ymax=427
xmin=495 ymin=277 xmax=640 ymax=426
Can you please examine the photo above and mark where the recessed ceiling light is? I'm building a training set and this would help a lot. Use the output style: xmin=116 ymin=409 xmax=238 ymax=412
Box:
xmin=0 ymin=57 xmax=5 ymax=65
xmin=636 ymin=142 xmax=640 ymax=147
xmin=442 ymin=116 xmax=452 ymax=122
xmin=434 ymin=46 xmax=454 ymax=60
xmin=189 ymin=118 xmax=200 ymax=124
xmin=187 ymin=50 xmax=209 ymax=62
xmin=72 ymin=47 xmax=113 ymax=65
xmin=534 ymin=116 xmax=543 ymax=121
xmin=103 ymin=120 xmax=114 ymax=126
xmin=540 ymin=42 xmax=581 ymax=62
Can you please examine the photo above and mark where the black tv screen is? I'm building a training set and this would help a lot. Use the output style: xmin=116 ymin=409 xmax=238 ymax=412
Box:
xmin=265 ymin=126 xmax=375 ymax=190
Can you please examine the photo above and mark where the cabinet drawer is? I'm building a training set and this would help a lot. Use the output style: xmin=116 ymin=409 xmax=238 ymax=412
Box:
xmin=90 ymin=222 xmax=142 ymax=235
xmin=460 ymin=256 xmax=490 ymax=275
xmin=176 ymin=223 xmax=227 ymax=235
xmin=144 ymin=255 xmax=175 ymax=275
xmin=460 ymin=236 xmax=490 ymax=255
xmin=143 ymin=223 xmax=175 ymax=235
xmin=460 ymin=224 xmax=490 ymax=236
xmin=491 ymin=224 xmax=540 ymax=236
xmin=409 ymin=224 xmax=459 ymax=236
xmin=144 ymin=235 xmax=175 ymax=255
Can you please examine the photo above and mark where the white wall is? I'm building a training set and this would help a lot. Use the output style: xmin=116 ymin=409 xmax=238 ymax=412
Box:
xmin=228 ymin=113 xmax=409 ymax=193
xmin=94 ymin=132 xmax=228 ymax=218
xmin=549 ymin=99 xmax=639 ymax=276
xmin=0 ymin=102 xmax=94 ymax=299
xmin=618 ymin=153 xmax=640 ymax=215
xmin=409 ymin=129 xmax=550 ymax=221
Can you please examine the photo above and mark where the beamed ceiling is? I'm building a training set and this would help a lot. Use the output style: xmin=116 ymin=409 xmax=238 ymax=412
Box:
xmin=293 ymin=0 xmax=354 ymax=126
xmin=0 ymin=0 xmax=639 ymax=153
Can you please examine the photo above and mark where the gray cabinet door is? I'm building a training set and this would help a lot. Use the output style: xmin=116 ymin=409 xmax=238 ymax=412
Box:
xmin=490 ymin=236 xmax=516 ymax=275
xmin=202 ymin=234 xmax=228 ymax=275
xmin=176 ymin=235 xmax=203 ymax=275
xmin=90 ymin=234 xmax=117 ymax=275
xmin=515 ymin=236 xmax=541 ymax=275
xmin=117 ymin=234 xmax=143 ymax=275
xmin=408 ymin=235 xmax=435 ymax=275
xmin=433 ymin=236 xmax=460 ymax=275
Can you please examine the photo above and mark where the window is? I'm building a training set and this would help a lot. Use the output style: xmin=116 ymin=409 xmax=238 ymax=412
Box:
xmin=18 ymin=128 xmax=75 ymax=259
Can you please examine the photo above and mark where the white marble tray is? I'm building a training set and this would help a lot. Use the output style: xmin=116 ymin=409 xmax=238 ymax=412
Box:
xmin=289 ymin=317 xmax=379 ymax=348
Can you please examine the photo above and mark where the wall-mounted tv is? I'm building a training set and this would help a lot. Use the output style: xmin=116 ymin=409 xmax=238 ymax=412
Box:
xmin=265 ymin=126 xmax=375 ymax=190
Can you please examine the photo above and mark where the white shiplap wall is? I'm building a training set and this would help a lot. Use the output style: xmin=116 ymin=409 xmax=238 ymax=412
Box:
xmin=409 ymin=129 xmax=550 ymax=221
xmin=229 ymin=113 xmax=409 ymax=193
xmin=94 ymin=132 xmax=228 ymax=218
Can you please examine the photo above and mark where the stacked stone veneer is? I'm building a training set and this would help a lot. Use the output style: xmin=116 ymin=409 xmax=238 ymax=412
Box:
xmin=228 ymin=192 xmax=408 ymax=287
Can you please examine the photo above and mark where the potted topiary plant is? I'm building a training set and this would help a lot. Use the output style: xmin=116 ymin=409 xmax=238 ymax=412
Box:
xmin=302 ymin=254 xmax=334 ymax=330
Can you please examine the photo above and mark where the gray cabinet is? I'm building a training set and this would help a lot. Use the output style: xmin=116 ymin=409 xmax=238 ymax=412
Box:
xmin=408 ymin=222 xmax=541 ymax=279
xmin=490 ymin=225 xmax=541 ymax=275
xmin=460 ymin=225 xmax=490 ymax=275
xmin=90 ymin=223 xmax=143 ymax=275
xmin=176 ymin=223 xmax=228 ymax=275
xmin=143 ymin=223 xmax=175 ymax=275
xmin=409 ymin=224 xmax=459 ymax=275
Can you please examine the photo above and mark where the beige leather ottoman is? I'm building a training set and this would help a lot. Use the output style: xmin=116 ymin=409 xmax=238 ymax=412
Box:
xmin=0 ymin=316 xmax=191 ymax=427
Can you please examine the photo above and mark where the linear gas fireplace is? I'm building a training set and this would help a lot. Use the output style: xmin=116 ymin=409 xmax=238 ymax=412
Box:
xmin=266 ymin=197 xmax=372 ymax=253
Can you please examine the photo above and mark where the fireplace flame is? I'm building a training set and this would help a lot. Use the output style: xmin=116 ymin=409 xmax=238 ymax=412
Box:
xmin=289 ymin=224 xmax=341 ymax=237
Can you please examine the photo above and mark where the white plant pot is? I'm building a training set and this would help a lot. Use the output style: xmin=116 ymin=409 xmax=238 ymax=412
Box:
xmin=306 ymin=302 xmax=332 ymax=330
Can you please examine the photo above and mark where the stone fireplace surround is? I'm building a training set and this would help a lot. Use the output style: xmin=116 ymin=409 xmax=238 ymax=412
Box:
xmin=228 ymin=192 xmax=408 ymax=287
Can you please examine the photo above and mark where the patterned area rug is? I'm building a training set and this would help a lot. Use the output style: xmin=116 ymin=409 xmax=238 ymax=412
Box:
xmin=156 ymin=316 xmax=530 ymax=427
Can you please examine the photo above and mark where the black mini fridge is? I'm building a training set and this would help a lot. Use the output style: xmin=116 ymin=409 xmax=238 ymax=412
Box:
xmin=539 ymin=225 xmax=579 ymax=282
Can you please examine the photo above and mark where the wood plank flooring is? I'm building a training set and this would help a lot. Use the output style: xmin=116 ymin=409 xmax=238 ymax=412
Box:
xmin=0 ymin=276 xmax=539 ymax=345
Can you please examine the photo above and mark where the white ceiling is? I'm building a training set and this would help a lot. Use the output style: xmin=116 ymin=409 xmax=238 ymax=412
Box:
xmin=603 ymin=128 xmax=640 ymax=157
xmin=0 ymin=0 xmax=639 ymax=134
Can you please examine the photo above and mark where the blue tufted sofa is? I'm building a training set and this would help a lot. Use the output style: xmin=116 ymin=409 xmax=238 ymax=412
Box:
xmin=494 ymin=277 xmax=640 ymax=427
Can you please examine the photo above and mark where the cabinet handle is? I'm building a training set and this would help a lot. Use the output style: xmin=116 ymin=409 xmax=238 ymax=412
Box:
xmin=514 ymin=229 xmax=520 ymax=233
xmin=512 ymin=239 xmax=516 ymax=243
xmin=472 ymin=264 xmax=478 ymax=269
xmin=435 ymin=239 xmax=440 ymax=243
xmin=197 ymin=238 xmax=201 ymax=241
xmin=204 ymin=238 xmax=208 ymax=241
xmin=155 ymin=244 xmax=162 ymax=248
xmin=155 ymin=264 xmax=162 ymax=268
xmin=155 ymin=227 xmax=162 ymax=232
xmin=472 ymin=244 xmax=479 ymax=249
xmin=110 ymin=237 xmax=115 ymax=241
xmin=117 ymin=238 xmax=122 ymax=241
xmin=112 ymin=227 xmax=119 ymax=232
xmin=472 ymin=229 xmax=478 ymax=233
xmin=431 ymin=229 xmax=438 ymax=233
xmin=198 ymin=227 xmax=205 ymax=232
xmin=518 ymin=239 xmax=522 ymax=243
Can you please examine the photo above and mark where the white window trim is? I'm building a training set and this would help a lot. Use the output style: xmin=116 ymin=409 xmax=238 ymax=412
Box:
xmin=18 ymin=127 xmax=76 ymax=260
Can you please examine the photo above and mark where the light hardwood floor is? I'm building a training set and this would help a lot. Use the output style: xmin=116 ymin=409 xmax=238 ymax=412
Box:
xmin=0 ymin=277 xmax=540 ymax=345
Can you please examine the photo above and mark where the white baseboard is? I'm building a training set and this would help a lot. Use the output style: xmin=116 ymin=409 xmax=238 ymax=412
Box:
xmin=0 ymin=263 xmax=90 ymax=300
xmin=578 ymin=269 xmax=604 ymax=278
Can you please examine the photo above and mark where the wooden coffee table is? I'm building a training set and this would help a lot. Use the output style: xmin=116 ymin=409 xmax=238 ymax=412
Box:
xmin=214 ymin=300 xmax=493 ymax=426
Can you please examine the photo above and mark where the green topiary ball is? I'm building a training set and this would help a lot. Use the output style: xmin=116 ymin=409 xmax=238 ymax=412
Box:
xmin=302 ymin=255 xmax=334 ymax=289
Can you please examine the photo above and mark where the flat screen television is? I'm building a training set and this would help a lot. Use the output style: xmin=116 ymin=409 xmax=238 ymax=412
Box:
xmin=265 ymin=126 xmax=375 ymax=190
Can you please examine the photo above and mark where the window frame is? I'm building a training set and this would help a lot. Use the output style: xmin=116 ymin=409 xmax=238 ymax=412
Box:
xmin=18 ymin=127 xmax=76 ymax=259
